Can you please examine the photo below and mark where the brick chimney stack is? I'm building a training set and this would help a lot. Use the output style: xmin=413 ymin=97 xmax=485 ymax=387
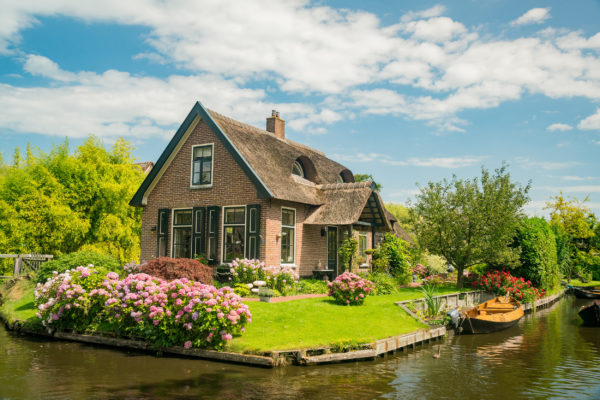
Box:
xmin=266 ymin=110 xmax=285 ymax=139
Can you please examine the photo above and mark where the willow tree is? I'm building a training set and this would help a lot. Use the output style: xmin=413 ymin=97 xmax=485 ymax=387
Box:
xmin=411 ymin=165 xmax=530 ymax=288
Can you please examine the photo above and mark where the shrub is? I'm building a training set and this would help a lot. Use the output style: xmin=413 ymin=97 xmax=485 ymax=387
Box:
xmin=421 ymin=253 xmax=447 ymax=274
xmin=296 ymin=279 xmax=328 ymax=294
xmin=232 ymin=283 xmax=251 ymax=297
xmin=422 ymin=274 xmax=444 ymax=286
xmin=368 ymin=272 xmax=400 ymax=295
xmin=228 ymin=258 xmax=298 ymax=295
xmin=36 ymin=251 xmax=121 ymax=283
xmin=35 ymin=267 xmax=251 ymax=350
xmin=513 ymin=217 xmax=559 ymax=291
xmin=472 ymin=269 xmax=545 ymax=304
xmin=411 ymin=264 xmax=428 ymax=279
xmin=338 ymin=237 xmax=358 ymax=272
xmin=137 ymin=257 xmax=214 ymax=284
xmin=327 ymin=272 xmax=374 ymax=305
xmin=371 ymin=233 xmax=412 ymax=283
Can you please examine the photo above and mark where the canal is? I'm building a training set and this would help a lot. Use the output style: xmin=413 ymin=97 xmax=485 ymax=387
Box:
xmin=1 ymin=296 xmax=599 ymax=399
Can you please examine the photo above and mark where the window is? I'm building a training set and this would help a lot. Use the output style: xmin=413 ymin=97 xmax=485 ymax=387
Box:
xmin=292 ymin=160 xmax=304 ymax=177
xmin=172 ymin=209 xmax=192 ymax=258
xmin=223 ymin=206 xmax=245 ymax=262
xmin=281 ymin=208 xmax=295 ymax=264
xmin=337 ymin=174 xmax=344 ymax=183
xmin=191 ymin=144 xmax=213 ymax=186
xmin=359 ymin=232 xmax=368 ymax=265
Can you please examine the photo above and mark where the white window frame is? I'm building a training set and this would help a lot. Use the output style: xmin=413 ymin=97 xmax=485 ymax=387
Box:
xmin=190 ymin=143 xmax=214 ymax=189
xmin=171 ymin=208 xmax=193 ymax=258
xmin=280 ymin=207 xmax=296 ymax=266
xmin=221 ymin=205 xmax=246 ymax=263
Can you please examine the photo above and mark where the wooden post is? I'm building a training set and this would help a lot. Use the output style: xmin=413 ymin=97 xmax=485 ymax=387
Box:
xmin=13 ymin=256 xmax=22 ymax=276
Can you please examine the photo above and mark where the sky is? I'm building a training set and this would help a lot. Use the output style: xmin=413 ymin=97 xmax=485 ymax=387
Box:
xmin=0 ymin=0 xmax=599 ymax=216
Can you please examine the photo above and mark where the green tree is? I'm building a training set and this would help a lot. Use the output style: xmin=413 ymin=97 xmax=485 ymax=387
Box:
xmin=545 ymin=194 xmax=597 ymax=281
xmin=411 ymin=165 xmax=530 ymax=288
xmin=372 ymin=232 xmax=412 ymax=282
xmin=354 ymin=173 xmax=382 ymax=191
xmin=513 ymin=217 xmax=559 ymax=290
xmin=0 ymin=137 xmax=144 ymax=266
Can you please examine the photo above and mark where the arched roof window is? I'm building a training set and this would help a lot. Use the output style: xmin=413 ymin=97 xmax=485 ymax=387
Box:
xmin=292 ymin=160 xmax=305 ymax=178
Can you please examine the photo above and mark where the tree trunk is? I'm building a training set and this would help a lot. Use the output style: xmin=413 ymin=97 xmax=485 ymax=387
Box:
xmin=456 ymin=267 xmax=464 ymax=289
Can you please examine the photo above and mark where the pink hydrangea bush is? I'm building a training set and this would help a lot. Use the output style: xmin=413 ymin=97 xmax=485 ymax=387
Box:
xmin=35 ymin=265 xmax=251 ymax=350
xmin=327 ymin=272 xmax=375 ymax=306
xmin=229 ymin=258 xmax=299 ymax=295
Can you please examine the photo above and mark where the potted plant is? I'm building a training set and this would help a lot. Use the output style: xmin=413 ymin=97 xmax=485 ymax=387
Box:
xmin=258 ymin=287 xmax=275 ymax=303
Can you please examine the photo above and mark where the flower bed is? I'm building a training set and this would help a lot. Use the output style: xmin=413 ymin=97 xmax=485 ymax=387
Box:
xmin=228 ymin=258 xmax=298 ymax=295
xmin=471 ymin=270 xmax=545 ymax=304
xmin=327 ymin=272 xmax=374 ymax=305
xmin=35 ymin=266 xmax=251 ymax=350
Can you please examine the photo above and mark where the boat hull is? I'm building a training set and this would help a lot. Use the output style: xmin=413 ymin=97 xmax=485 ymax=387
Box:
xmin=573 ymin=287 xmax=600 ymax=299
xmin=578 ymin=302 xmax=600 ymax=327
xmin=460 ymin=296 xmax=524 ymax=334
xmin=462 ymin=314 xmax=523 ymax=334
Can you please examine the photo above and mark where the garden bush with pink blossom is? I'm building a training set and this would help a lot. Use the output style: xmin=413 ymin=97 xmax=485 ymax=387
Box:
xmin=327 ymin=272 xmax=374 ymax=305
xmin=35 ymin=265 xmax=251 ymax=350
xmin=228 ymin=258 xmax=298 ymax=295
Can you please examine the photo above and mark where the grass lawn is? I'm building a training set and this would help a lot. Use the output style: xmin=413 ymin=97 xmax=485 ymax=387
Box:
xmin=568 ymin=279 xmax=600 ymax=287
xmin=1 ymin=279 xmax=467 ymax=354
xmin=227 ymin=286 xmax=467 ymax=353
xmin=0 ymin=278 xmax=39 ymax=328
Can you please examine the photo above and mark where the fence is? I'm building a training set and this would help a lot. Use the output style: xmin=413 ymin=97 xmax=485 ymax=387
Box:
xmin=0 ymin=254 xmax=54 ymax=278
xmin=395 ymin=290 xmax=495 ymax=315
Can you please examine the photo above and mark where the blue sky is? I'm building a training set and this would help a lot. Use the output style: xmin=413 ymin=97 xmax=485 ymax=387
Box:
xmin=1 ymin=0 xmax=599 ymax=216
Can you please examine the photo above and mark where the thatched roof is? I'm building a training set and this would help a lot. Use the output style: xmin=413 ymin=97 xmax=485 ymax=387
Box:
xmin=208 ymin=110 xmax=351 ymax=205
xmin=134 ymin=161 xmax=154 ymax=175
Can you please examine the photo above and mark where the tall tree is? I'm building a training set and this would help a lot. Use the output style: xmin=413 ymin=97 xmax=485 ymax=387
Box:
xmin=0 ymin=137 xmax=144 ymax=266
xmin=354 ymin=173 xmax=382 ymax=191
xmin=411 ymin=165 xmax=530 ymax=288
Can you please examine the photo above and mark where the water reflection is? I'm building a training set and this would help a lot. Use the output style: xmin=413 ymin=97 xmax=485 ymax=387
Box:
xmin=1 ymin=297 xmax=599 ymax=399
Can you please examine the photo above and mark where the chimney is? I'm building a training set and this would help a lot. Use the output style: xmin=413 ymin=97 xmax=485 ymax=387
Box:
xmin=266 ymin=109 xmax=285 ymax=139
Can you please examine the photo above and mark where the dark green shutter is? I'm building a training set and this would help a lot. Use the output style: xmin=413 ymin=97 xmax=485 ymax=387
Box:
xmin=157 ymin=208 xmax=170 ymax=257
xmin=192 ymin=207 xmax=206 ymax=257
xmin=206 ymin=206 xmax=220 ymax=262
xmin=246 ymin=204 xmax=261 ymax=260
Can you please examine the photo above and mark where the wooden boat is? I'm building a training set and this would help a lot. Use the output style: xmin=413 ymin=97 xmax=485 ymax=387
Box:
xmin=578 ymin=301 xmax=600 ymax=327
xmin=460 ymin=296 xmax=524 ymax=334
xmin=572 ymin=286 xmax=600 ymax=299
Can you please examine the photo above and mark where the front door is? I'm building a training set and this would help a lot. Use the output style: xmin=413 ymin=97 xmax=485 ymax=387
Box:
xmin=327 ymin=226 xmax=338 ymax=274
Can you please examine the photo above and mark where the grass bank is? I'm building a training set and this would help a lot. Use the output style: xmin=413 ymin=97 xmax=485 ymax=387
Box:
xmin=0 ymin=278 xmax=40 ymax=329
xmin=569 ymin=279 xmax=600 ymax=287
xmin=1 ymin=279 xmax=468 ymax=353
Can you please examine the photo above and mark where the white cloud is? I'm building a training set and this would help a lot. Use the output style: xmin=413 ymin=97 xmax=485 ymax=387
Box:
xmin=578 ymin=108 xmax=600 ymax=130
xmin=331 ymin=152 xmax=485 ymax=168
xmin=541 ymin=185 xmax=600 ymax=193
xmin=511 ymin=8 xmax=551 ymax=26
xmin=23 ymin=54 xmax=77 ymax=82
xmin=547 ymin=123 xmax=573 ymax=131
xmin=0 ymin=2 xmax=599 ymax=136
xmin=560 ymin=176 xmax=599 ymax=181
xmin=516 ymin=157 xmax=582 ymax=171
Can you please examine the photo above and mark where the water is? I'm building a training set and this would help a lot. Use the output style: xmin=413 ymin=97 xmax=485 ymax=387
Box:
xmin=1 ymin=296 xmax=599 ymax=399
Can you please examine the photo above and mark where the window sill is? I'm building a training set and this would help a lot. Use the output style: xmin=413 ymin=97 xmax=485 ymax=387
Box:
xmin=190 ymin=184 xmax=213 ymax=190
xmin=281 ymin=263 xmax=296 ymax=268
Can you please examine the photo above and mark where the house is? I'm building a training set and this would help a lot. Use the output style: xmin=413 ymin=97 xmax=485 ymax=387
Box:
xmin=134 ymin=161 xmax=155 ymax=175
xmin=130 ymin=101 xmax=405 ymax=278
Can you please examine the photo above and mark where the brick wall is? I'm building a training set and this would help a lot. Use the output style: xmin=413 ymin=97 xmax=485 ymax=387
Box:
xmin=140 ymin=118 xmax=263 ymax=262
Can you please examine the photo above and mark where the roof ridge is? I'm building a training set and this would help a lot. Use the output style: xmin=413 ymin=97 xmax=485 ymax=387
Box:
xmin=208 ymin=108 xmax=275 ymax=138
xmin=317 ymin=181 xmax=373 ymax=190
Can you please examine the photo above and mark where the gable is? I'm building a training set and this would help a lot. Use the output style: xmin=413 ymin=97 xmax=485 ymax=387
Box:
xmin=130 ymin=102 xmax=272 ymax=206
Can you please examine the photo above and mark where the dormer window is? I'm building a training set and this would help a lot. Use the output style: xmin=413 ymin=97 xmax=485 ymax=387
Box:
xmin=292 ymin=160 xmax=304 ymax=177
xmin=191 ymin=144 xmax=213 ymax=187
